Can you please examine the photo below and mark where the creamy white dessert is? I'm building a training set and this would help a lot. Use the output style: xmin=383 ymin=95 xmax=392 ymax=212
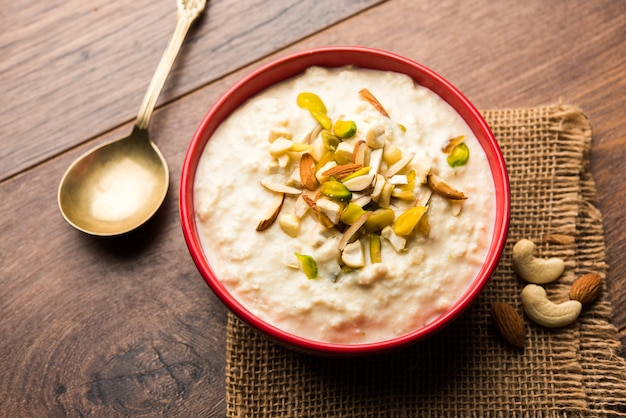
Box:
xmin=194 ymin=66 xmax=495 ymax=344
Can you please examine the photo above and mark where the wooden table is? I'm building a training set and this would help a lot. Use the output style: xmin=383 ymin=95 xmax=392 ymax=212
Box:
xmin=2 ymin=0 xmax=625 ymax=415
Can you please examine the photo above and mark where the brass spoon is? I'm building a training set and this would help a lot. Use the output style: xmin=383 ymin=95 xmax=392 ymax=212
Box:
xmin=58 ymin=0 xmax=206 ymax=236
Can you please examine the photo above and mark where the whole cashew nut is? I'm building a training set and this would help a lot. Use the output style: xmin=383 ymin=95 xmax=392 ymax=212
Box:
xmin=512 ymin=239 xmax=565 ymax=284
xmin=520 ymin=284 xmax=582 ymax=328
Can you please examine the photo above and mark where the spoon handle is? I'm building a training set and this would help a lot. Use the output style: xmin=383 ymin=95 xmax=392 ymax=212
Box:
xmin=134 ymin=0 xmax=207 ymax=130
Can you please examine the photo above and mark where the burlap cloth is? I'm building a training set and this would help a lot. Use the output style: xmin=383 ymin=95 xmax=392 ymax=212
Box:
xmin=225 ymin=105 xmax=626 ymax=417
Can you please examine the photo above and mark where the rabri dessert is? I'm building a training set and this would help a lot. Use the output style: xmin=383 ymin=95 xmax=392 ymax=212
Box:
xmin=194 ymin=66 xmax=495 ymax=344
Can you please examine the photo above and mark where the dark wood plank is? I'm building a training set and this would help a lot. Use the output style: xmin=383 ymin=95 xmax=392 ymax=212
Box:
xmin=1 ymin=0 xmax=625 ymax=415
xmin=0 ymin=94 xmax=231 ymax=417
xmin=0 ymin=0 xmax=384 ymax=181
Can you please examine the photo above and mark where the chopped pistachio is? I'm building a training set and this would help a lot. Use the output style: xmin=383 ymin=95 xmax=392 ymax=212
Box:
xmin=316 ymin=150 xmax=335 ymax=169
xmin=447 ymin=142 xmax=470 ymax=167
xmin=321 ymin=131 xmax=341 ymax=151
xmin=391 ymin=188 xmax=415 ymax=201
xmin=341 ymin=203 xmax=366 ymax=225
xmin=297 ymin=92 xmax=327 ymax=114
xmin=393 ymin=206 xmax=427 ymax=236
xmin=311 ymin=110 xmax=332 ymax=130
xmin=342 ymin=166 xmax=371 ymax=181
xmin=365 ymin=208 xmax=395 ymax=232
xmin=294 ymin=252 xmax=318 ymax=279
xmin=333 ymin=119 xmax=357 ymax=138
xmin=320 ymin=179 xmax=352 ymax=202
xmin=369 ymin=233 xmax=382 ymax=264
xmin=417 ymin=212 xmax=430 ymax=236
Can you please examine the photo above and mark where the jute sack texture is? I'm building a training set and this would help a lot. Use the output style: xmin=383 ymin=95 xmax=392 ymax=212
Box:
xmin=225 ymin=106 xmax=626 ymax=417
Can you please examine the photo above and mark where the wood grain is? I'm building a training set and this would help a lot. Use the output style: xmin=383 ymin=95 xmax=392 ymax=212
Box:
xmin=0 ymin=0 xmax=383 ymax=181
xmin=1 ymin=0 xmax=625 ymax=415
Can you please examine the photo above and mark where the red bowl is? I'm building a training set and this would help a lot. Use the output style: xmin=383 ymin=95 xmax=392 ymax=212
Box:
xmin=180 ymin=46 xmax=510 ymax=355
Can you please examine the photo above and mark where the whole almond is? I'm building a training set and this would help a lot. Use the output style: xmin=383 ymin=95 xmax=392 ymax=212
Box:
xmin=299 ymin=153 xmax=318 ymax=190
xmin=322 ymin=163 xmax=363 ymax=180
xmin=491 ymin=302 xmax=525 ymax=348
xmin=570 ymin=273 xmax=602 ymax=307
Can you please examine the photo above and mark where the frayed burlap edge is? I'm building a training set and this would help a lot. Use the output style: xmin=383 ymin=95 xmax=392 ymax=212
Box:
xmin=224 ymin=105 xmax=626 ymax=417
xmin=551 ymin=106 xmax=626 ymax=416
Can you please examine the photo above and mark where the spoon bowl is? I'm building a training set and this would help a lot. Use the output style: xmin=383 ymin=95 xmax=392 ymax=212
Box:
xmin=58 ymin=127 xmax=169 ymax=236
xmin=58 ymin=0 xmax=205 ymax=236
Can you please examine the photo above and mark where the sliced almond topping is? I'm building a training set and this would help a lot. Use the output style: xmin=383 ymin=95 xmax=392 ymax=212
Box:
xmin=441 ymin=135 xmax=465 ymax=153
xmin=368 ymin=148 xmax=384 ymax=176
xmin=426 ymin=173 xmax=468 ymax=200
xmin=338 ymin=211 xmax=372 ymax=251
xmin=384 ymin=152 xmax=415 ymax=177
xmin=304 ymin=123 xmax=323 ymax=144
xmin=299 ymin=153 xmax=319 ymax=190
xmin=451 ymin=201 xmax=463 ymax=216
xmin=302 ymin=195 xmax=334 ymax=228
xmin=351 ymin=193 xmax=372 ymax=207
xmin=371 ymin=174 xmax=386 ymax=201
xmin=353 ymin=140 xmax=367 ymax=166
xmin=322 ymin=163 xmax=363 ymax=180
xmin=359 ymin=88 xmax=390 ymax=118
xmin=387 ymin=174 xmax=408 ymax=185
xmin=415 ymin=187 xmax=433 ymax=207
xmin=256 ymin=193 xmax=285 ymax=231
xmin=261 ymin=176 xmax=303 ymax=195
xmin=342 ymin=174 xmax=375 ymax=191
xmin=302 ymin=194 xmax=319 ymax=211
